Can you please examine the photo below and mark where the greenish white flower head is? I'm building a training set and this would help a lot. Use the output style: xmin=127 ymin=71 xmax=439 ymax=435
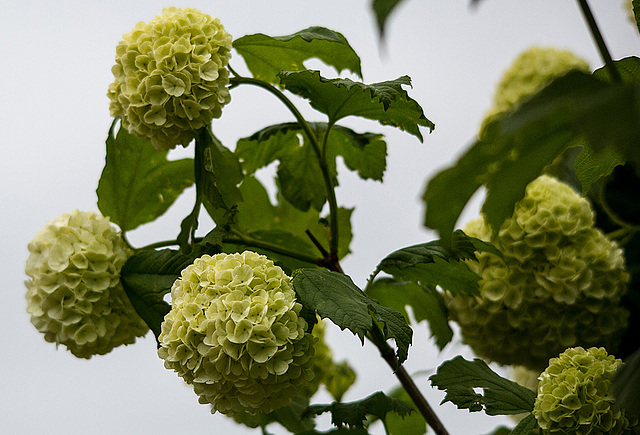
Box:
xmin=447 ymin=175 xmax=630 ymax=370
xmin=157 ymin=251 xmax=316 ymax=416
xmin=533 ymin=347 xmax=639 ymax=434
xmin=108 ymin=7 xmax=232 ymax=151
xmin=25 ymin=210 xmax=148 ymax=358
xmin=481 ymin=47 xmax=589 ymax=135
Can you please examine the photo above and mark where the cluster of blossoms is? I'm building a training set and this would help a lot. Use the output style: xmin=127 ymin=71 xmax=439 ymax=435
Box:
xmin=533 ymin=347 xmax=639 ymax=434
xmin=25 ymin=210 xmax=148 ymax=358
xmin=157 ymin=251 xmax=317 ymax=416
xmin=480 ymin=46 xmax=589 ymax=136
xmin=108 ymin=7 xmax=232 ymax=151
xmin=447 ymin=175 xmax=630 ymax=370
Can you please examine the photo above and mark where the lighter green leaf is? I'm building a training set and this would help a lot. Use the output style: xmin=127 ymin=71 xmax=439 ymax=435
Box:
xmin=233 ymin=27 xmax=362 ymax=84
xmin=430 ymin=356 xmax=536 ymax=416
xmin=97 ymin=121 xmax=194 ymax=232
xmin=574 ymin=144 xmax=625 ymax=195
xmin=292 ymin=269 xmax=412 ymax=363
xmin=366 ymin=278 xmax=453 ymax=350
xmin=304 ymin=391 xmax=414 ymax=429
xmin=279 ymin=70 xmax=433 ymax=141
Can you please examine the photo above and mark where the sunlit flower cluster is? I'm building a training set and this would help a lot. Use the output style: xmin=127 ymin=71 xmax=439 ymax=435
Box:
xmin=25 ymin=210 xmax=148 ymax=358
xmin=447 ymin=175 xmax=630 ymax=370
xmin=108 ymin=7 xmax=232 ymax=150
xmin=533 ymin=347 xmax=639 ymax=434
xmin=157 ymin=251 xmax=316 ymax=416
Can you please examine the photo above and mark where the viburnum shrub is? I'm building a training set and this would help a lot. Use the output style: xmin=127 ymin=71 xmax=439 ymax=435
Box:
xmin=25 ymin=2 xmax=640 ymax=434
xmin=533 ymin=347 xmax=640 ymax=434
xmin=447 ymin=175 xmax=630 ymax=370
xmin=25 ymin=210 xmax=147 ymax=358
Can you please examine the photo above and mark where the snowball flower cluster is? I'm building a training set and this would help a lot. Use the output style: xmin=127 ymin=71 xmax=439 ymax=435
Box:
xmin=481 ymin=47 xmax=589 ymax=136
xmin=25 ymin=210 xmax=148 ymax=358
xmin=533 ymin=347 xmax=639 ymax=434
xmin=157 ymin=251 xmax=316 ymax=416
xmin=447 ymin=175 xmax=630 ymax=370
xmin=108 ymin=7 xmax=232 ymax=151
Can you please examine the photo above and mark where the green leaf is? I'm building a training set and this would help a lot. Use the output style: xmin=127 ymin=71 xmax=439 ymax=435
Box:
xmin=373 ymin=383 xmax=427 ymax=435
xmin=366 ymin=278 xmax=453 ymax=351
xmin=509 ymin=414 xmax=538 ymax=435
xmin=97 ymin=121 xmax=194 ymax=232
xmin=372 ymin=0 xmax=407 ymax=36
xmin=237 ymin=122 xmax=387 ymax=211
xmin=574 ymin=144 xmax=625 ymax=195
xmin=424 ymin=70 xmax=640 ymax=243
xmin=292 ymin=269 xmax=412 ymax=363
xmin=614 ymin=348 xmax=640 ymax=421
xmin=304 ymin=391 xmax=414 ymax=429
xmin=634 ymin=0 xmax=640 ymax=34
xmin=120 ymin=249 xmax=195 ymax=339
xmin=234 ymin=395 xmax=315 ymax=433
xmin=278 ymin=70 xmax=434 ymax=141
xmin=221 ymin=176 xmax=352 ymax=272
xmin=376 ymin=230 xmax=500 ymax=296
xmin=429 ymin=356 xmax=537 ymax=416
xmin=233 ymin=27 xmax=362 ymax=84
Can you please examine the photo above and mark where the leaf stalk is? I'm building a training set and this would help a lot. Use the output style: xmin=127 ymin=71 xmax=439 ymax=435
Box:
xmin=576 ymin=0 xmax=622 ymax=83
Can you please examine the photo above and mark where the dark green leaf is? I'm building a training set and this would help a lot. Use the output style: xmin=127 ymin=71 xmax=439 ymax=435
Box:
xmin=292 ymin=269 xmax=412 ymax=363
xmin=424 ymin=70 xmax=640 ymax=243
xmin=376 ymin=230 xmax=500 ymax=296
xmin=97 ymin=121 xmax=194 ymax=232
xmin=120 ymin=249 xmax=195 ymax=339
xmin=614 ymin=348 xmax=640 ymax=421
xmin=237 ymin=122 xmax=387 ymax=212
xmin=371 ymin=383 xmax=427 ymax=435
xmin=366 ymin=278 xmax=453 ymax=350
xmin=203 ymin=129 xmax=243 ymax=208
xmin=279 ymin=70 xmax=433 ymax=141
xmin=430 ymin=356 xmax=537 ymax=416
xmin=304 ymin=391 xmax=414 ymax=429
xmin=200 ymin=208 xmax=236 ymax=248
xmin=634 ymin=0 xmax=640 ymax=34
xmin=509 ymin=414 xmax=538 ymax=435
xmin=372 ymin=0 xmax=407 ymax=36
xmin=233 ymin=27 xmax=362 ymax=84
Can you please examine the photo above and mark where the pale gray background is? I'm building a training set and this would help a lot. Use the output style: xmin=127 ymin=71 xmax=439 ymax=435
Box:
xmin=1 ymin=1 xmax=637 ymax=434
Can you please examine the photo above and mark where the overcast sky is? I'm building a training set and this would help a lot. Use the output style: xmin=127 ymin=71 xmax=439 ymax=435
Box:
xmin=1 ymin=1 xmax=638 ymax=434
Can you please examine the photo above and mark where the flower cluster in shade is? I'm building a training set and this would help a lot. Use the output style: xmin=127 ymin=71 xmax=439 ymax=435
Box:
xmin=533 ymin=347 xmax=640 ymax=434
xmin=25 ymin=210 xmax=148 ymax=358
xmin=480 ymin=47 xmax=589 ymax=136
xmin=108 ymin=7 xmax=232 ymax=151
xmin=447 ymin=175 xmax=630 ymax=371
xmin=157 ymin=251 xmax=316 ymax=416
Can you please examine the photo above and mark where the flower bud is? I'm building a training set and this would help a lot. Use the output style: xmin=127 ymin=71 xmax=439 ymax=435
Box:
xmin=448 ymin=175 xmax=630 ymax=370
xmin=25 ymin=210 xmax=148 ymax=358
xmin=108 ymin=7 xmax=232 ymax=150
xmin=533 ymin=347 xmax=639 ymax=434
xmin=158 ymin=251 xmax=316 ymax=416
